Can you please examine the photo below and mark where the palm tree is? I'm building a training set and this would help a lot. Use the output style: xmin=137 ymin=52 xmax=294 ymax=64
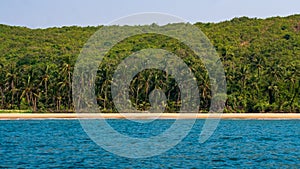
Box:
xmin=5 ymin=64 xmax=18 ymax=109
xmin=59 ymin=62 xmax=73 ymax=110
xmin=0 ymin=63 xmax=5 ymax=108
xmin=39 ymin=64 xmax=51 ymax=109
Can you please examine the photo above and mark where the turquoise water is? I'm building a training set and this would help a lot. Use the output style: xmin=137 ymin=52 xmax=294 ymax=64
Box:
xmin=1 ymin=120 xmax=299 ymax=168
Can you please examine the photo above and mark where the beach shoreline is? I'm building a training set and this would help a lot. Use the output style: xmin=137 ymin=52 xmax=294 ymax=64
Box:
xmin=0 ymin=113 xmax=299 ymax=120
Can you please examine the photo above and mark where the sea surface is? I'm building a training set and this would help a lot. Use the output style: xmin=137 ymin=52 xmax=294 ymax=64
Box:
xmin=0 ymin=119 xmax=299 ymax=168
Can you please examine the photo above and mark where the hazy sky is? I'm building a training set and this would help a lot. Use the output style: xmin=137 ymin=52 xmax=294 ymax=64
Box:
xmin=0 ymin=0 xmax=299 ymax=28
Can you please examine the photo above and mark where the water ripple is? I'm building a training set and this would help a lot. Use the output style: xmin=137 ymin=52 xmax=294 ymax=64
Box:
xmin=0 ymin=120 xmax=299 ymax=168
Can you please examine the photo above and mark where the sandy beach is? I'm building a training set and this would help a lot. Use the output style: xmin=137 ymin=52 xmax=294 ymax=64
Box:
xmin=0 ymin=113 xmax=299 ymax=120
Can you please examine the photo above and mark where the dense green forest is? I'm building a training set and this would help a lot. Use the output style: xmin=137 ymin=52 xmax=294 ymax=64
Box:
xmin=0 ymin=15 xmax=299 ymax=113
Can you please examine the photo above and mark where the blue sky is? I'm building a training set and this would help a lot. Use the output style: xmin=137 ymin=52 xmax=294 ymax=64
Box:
xmin=0 ymin=0 xmax=299 ymax=28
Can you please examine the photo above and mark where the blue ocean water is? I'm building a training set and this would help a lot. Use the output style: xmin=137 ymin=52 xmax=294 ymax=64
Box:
xmin=0 ymin=119 xmax=299 ymax=168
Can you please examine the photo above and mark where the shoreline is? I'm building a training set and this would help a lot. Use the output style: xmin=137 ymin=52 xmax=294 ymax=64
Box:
xmin=0 ymin=113 xmax=300 ymax=120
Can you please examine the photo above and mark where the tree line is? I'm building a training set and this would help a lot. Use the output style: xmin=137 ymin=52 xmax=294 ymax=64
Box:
xmin=0 ymin=15 xmax=299 ymax=113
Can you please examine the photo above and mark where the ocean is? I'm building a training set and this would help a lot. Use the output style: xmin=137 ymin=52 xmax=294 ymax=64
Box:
xmin=1 ymin=119 xmax=299 ymax=168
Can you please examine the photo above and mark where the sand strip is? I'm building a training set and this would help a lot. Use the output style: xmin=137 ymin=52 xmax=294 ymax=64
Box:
xmin=0 ymin=113 xmax=299 ymax=120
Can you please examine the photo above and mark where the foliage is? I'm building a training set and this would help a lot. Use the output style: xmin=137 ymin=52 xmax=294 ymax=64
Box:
xmin=0 ymin=15 xmax=299 ymax=113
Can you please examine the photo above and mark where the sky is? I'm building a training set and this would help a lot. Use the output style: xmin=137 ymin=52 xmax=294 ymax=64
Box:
xmin=0 ymin=0 xmax=299 ymax=28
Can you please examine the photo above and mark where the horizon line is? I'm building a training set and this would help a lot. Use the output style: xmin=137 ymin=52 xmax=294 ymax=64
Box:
xmin=0 ymin=13 xmax=299 ymax=29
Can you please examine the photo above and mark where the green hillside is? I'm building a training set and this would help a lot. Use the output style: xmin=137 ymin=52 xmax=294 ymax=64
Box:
xmin=0 ymin=15 xmax=299 ymax=113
